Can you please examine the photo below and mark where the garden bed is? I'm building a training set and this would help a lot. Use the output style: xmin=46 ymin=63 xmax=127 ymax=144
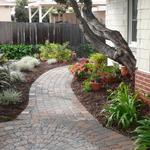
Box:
xmin=0 ymin=62 xmax=65 ymax=122
xmin=71 ymin=77 xmax=150 ymax=137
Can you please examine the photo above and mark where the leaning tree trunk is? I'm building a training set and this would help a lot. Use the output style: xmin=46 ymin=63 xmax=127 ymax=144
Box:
xmin=69 ymin=0 xmax=136 ymax=75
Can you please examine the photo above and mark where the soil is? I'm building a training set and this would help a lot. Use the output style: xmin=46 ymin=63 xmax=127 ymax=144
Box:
xmin=71 ymin=77 xmax=150 ymax=137
xmin=0 ymin=62 xmax=66 ymax=122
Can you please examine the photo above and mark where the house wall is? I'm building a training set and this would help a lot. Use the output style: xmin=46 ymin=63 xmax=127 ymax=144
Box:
xmin=106 ymin=0 xmax=150 ymax=94
xmin=93 ymin=11 xmax=105 ymax=24
xmin=106 ymin=0 xmax=128 ymax=40
xmin=135 ymin=0 xmax=150 ymax=94
xmin=0 ymin=6 xmax=12 ymax=21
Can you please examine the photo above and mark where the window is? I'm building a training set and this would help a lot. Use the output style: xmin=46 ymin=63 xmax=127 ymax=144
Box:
xmin=128 ymin=0 xmax=138 ymax=43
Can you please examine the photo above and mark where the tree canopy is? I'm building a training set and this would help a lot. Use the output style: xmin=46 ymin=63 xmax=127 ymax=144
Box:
xmin=15 ymin=0 xmax=29 ymax=22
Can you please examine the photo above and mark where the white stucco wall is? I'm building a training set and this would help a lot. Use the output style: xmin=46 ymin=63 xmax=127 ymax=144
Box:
xmin=136 ymin=0 xmax=150 ymax=72
xmin=106 ymin=0 xmax=128 ymax=40
xmin=0 ymin=6 xmax=12 ymax=21
xmin=106 ymin=0 xmax=150 ymax=72
xmin=106 ymin=0 xmax=128 ymax=65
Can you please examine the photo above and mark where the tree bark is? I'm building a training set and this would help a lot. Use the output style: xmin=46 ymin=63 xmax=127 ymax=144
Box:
xmin=69 ymin=0 xmax=136 ymax=74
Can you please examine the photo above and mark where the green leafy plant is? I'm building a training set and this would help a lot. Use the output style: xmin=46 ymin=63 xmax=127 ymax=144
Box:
xmin=40 ymin=42 xmax=72 ymax=62
xmin=82 ymin=80 xmax=92 ymax=92
xmin=75 ymin=43 xmax=96 ymax=58
xmin=101 ymin=64 xmax=120 ymax=75
xmin=134 ymin=118 xmax=150 ymax=150
xmin=103 ymin=82 xmax=138 ymax=129
xmin=54 ymin=48 xmax=72 ymax=62
xmin=90 ymin=72 xmax=101 ymax=83
xmin=0 ymin=44 xmax=40 ymax=59
xmin=89 ymin=53 xmax=106 ymax=67
xmin=0 ymin=89 xmax=21 ymax=105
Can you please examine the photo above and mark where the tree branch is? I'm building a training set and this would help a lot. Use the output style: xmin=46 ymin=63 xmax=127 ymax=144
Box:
xmin=68 ymin=0 xmax=136 ymax=74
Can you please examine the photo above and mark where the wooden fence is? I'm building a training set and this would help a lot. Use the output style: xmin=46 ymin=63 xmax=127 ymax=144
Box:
xmin=0 ymin=22 xmax=85 ymax=47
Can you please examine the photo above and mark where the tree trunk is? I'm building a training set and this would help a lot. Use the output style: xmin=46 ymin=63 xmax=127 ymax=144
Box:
xmin=69 ymin=0 xmax=136 ymax=75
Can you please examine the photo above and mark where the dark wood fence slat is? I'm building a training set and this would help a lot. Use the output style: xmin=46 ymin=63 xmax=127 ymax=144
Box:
xmin=0 ymin=22 xmax=85 ymax=47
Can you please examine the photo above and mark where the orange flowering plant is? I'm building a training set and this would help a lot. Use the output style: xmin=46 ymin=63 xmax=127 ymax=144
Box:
xmin=69 ymin=58 xmax=89 ymax=80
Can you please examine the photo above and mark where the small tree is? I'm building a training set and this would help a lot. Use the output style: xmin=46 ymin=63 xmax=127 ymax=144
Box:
xmin=15 ymin=0 xmax=29 ymax=22
xmin=55 ymin=0 xmax=136 ymax=74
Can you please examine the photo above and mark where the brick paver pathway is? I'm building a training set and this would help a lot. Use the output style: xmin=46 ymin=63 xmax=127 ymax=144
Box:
xmin=0 ymin=66 xmax=134 ymax=150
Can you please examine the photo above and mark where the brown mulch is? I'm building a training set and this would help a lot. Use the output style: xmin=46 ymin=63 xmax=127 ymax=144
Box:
xmin=0 ymin=62 xmax=65 ymax=122
xmin=71 ymin=77 xmax=150 ymax=137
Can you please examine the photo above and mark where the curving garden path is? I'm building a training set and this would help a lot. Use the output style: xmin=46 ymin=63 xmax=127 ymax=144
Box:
xmin=0 ymin=66 xmax=133 ymax=150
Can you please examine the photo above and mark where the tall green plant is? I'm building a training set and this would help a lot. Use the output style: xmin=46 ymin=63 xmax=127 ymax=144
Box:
xmin=103 ymin=82 xmax=138 ymax=129
xmin=134 ymin=118 xmax=150 ymax=150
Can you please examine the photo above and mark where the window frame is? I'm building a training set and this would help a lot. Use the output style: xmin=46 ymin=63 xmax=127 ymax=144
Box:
xmin=128 ymin=0 xmax=138 ymax=47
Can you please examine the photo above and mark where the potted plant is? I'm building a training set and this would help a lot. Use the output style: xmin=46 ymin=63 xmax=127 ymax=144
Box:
xmin=90 ymin=74 xmax=103 ymax=91
xmin=120 ymin=66 xmax=129 ymax=77
xmin=98 ymin=65 xmax=119 ymax=84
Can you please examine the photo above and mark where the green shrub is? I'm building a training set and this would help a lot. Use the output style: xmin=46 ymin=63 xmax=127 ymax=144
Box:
xmin=82 ymin=80 xmax=91 ymax=92
xmin=103 ymin=82 xmax=138 ymax=129
xmin=40 ymin=42 xmax=72 ymax=62
xmin=76 ymin=43 xmax=96 ymax=58
xmin=55 ymin=48 xmax=72 ymax=62
xmin=39 ymin=43 xmax=57 ymax=60
xmin=134 ymin=118 xmax=150 ymax=150
xmin=89 ymin=53 xmax=106 ymax=67
xmin=100 ymin=64 xmax=120 ymax=77
xmin=0 ymin=89 xmax=21 ymax=105
xmin=0 ymin=44 xmax=40 ymax=60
